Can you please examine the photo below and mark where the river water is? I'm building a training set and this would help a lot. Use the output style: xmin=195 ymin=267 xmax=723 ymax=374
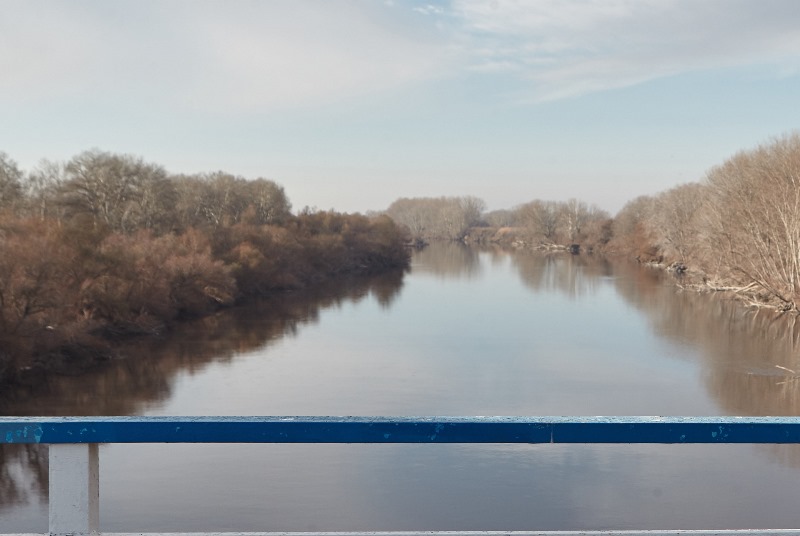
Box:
xmin=2 ymin=243 xmax=800 ymax=532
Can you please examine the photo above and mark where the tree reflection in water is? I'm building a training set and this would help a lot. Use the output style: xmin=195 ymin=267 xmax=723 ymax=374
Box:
xmin=0 ymin=444 xmax=47 ymax=516
xmin=411 ymin=242 xmax=482 ymax=279
xmin=510 ymin=250 xmax=612 ymax=299
xmin=0 ymin=269 xmax=405 ymax=512
xmin=609 ymin=260 xmax=800 ymax=468
xmin=3 ymin=248 xmax=800 ymax=519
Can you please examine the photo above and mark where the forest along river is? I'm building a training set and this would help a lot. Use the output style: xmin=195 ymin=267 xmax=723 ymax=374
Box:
xmin=2 ymin=242 xmax=800 ymax=532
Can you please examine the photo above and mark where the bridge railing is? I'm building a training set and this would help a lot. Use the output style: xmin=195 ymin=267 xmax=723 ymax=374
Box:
xmin=3 ymin=416 xmax=800 ymax=536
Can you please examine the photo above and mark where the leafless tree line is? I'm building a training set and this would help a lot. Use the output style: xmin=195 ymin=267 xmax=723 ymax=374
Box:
xmin=385 ymin=196 xmax=486 ymax=242
xmin=512 ymin=198 xmax=611 ymax=247
xmin=382 ymin=132 xmax=800 ymax=312
xmin=612 ymin=132 xmax=800 ymax=311
xmin=386 ymin=195 xmax=611 ymax=249
xmin=0 ymin=149 xmax=293 ymax=232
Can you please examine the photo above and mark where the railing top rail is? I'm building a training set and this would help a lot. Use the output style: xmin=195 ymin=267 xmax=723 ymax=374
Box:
xmin=3 ymin=416 xmax=800 ymax=445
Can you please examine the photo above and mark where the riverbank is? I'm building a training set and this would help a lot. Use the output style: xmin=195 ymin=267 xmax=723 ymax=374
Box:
xmin=463 ymin=225 xmax=605 ymax=254
xmin=463 ymin=224 xmax=798 ymax=315
xmin=0 ymin=211 xmax=410 ymax=388
xmin=5 ymin=241 xmax=800 ymax=532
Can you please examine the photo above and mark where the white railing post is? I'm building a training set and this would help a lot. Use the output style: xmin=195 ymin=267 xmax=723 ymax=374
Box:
xmin=48 ymin=443 xmax=99 ymax=536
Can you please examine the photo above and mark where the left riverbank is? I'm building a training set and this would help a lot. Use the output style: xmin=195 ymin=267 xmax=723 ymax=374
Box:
xmin=0 ymin=209 xmax=410 ymax=388
xmin=0 ymin=148 xmax=411 ymax=388
xmin=0 ymin=207 xmax=409 ymax=384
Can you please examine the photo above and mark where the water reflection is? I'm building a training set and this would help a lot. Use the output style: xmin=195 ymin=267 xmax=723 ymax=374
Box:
xmin=511 ymin=251 xmax=612 ymax=298
xmin=609 ymin=261 xmax=800 ymax=467
xmin=4 ymin=246 xmax=800 ymax=531
xmin=412 ymin=242 xmax=482 ymax=279
xmin=0 ymin=270 xmax=404 ymax=517
xmin=0 ymin=445 xmax=46 ymax=515
xmin=608 ymin=261 xmax=800 ymax=415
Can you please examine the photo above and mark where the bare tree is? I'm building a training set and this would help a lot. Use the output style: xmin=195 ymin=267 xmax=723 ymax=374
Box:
xmin=23 ymin=159 xmax=66 ymax=221
xmin=484 ymin=209 xmax=517 ymax=228
xmin=517 ymin=199 xmax=560 ymax=242
xmin=244 ymin=178 xmax=292 ymax=225
xmin=385 ymin=198 xmax=429 ymax=239
xmin=560 ymin=198 xmax=590 ymax=242
xmin=459 ymin=196 xmax=487 ymax=228
xmin=193 ymin=173 xmax=252 ymax=228
xmin=386 ymin=196 xmax=485 ymax=241
xmin=611 ymin=195 xmax=660 ymax=260
xmin=0 ymin=153 xmax=23 ymax=212
xmin=651 ymin=183 xmax=706 ymax=263
xmin=60 ymin=150 xmax=172 ymax=232
xmin=702 ymin=133 xmax=800 ymax=308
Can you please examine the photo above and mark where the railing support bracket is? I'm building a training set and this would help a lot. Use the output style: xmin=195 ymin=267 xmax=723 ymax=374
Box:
xmin=48 ymin=443 xmax=99 ymax=536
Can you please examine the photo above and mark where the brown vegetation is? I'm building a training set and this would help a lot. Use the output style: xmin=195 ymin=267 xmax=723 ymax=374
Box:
xmin=4 ymin=131 xmax=799 ymax=385
xmin=609 ymin=133 xmax=800 ymax=311
xmin=385 ymin=195 xmax=611 ymax=253
xmin=382 ymin=132 xmax=800 ymax=313
xmin=385 ymin=196 xmax=486 ymax=243
xmin=0 ymin=150 xmax=410 ymax=386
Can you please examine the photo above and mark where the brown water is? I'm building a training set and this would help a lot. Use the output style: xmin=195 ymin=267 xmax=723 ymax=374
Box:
xmin=2 ymin=243 xmax=800 ymax=532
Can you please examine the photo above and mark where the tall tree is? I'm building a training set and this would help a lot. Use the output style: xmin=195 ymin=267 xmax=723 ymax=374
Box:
xmin=243 ymin=178 xmax=292 ymax=225
xmin=517 ymin=199 xmax=560 ymax=242
xmin=386 ymin=196 xmax=487 ymax=241
xmin=23 ymin=159 xmax=65 ymax=221
xmin=703 ymin=133 xmax=800 ymax=308
xmin=60 ymin=150 xmax=172 ymax=233
xmin=0 ymin=152 xmax=23 ymax=212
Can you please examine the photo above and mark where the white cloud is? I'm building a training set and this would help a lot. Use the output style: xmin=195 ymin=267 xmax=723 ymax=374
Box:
xmin=0 ymin=1 xmax=453 ymax=114
xmin=451 ymin=0 xmax=800 ymax=101
xmin=414 ymin=5 xmax=446 ymax=16
xmin=4 ymin=0 xmax=798 ymax=115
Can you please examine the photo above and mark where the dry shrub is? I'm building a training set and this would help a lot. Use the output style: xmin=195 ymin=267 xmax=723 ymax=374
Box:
xmin=218 ymin=215 xmax=409 ymax=298
xmin=0 ymin=218 xmax=79 ymax=370
xmin=0 ymin=217 xmax=106 ymax=382
xmin=80 ymin=228 xmax=236 ymax=328
xmin=217 ymin=224 xmax=304 ymax=294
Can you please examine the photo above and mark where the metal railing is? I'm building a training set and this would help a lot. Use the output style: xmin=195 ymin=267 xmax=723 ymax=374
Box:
xmin=3 ymin=416 xmax=800 ymax=536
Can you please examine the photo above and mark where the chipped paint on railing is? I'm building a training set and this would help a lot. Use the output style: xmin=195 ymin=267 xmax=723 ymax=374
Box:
xmin=2 ymin=416 xmax=800 ymax=444
xmin=3 ymin=424 xmax=43 ymax=444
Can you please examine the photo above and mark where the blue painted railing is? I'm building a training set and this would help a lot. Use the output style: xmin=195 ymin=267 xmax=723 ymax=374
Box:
xmin=2 ymin=416 xmax=800 ymax=536
xmin=5 ymin=415 xmax=800 ymax=444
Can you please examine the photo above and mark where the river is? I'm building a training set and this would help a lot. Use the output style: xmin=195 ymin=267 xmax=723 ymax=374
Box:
xmin=2 ymin=243 xmax=800 ymax=531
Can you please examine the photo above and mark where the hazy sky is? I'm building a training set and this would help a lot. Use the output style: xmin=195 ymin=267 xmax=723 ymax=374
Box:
xmin=3 ymin=0 xmax=800 ymax=214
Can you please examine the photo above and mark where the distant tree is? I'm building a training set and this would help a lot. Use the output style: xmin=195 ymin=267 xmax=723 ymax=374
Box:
xmin=60 ymin=150 xmax=173 ymax=233
xmin=0 ymin=152 xmax=23 ymax=212
xmin=484 ymin=209 xmax=517 ymax=227
xmin=459 ymin=196 xmax=487 ymax=228
xmin=581 ymin=204 xmax=612 ymax=249
xmin=242 ymin=178 xmax=292 ymax=225
xmin=23 ymin=159 xmax=65 ymax=221
xmin=385 ymin=197 xmax=430 ymax=238
xmin=172 ymin=174 xmax=206 ymax=229
xmin=611 ymin=195 xmax=659 ymax=260
xmin=172 ymin=173 xmax=292 ymax=230
xmin=385 ymin=196 xmax=487 ymax=241
xmin=196 ymin=172 xmax=250 ymax=228
xmin=516 ymin=199 xmax=560 ymax=242
xmin=559 ymin=198 xmax=590 ymax=242
xmin=651 ymin=183 xmax=706 ymax=263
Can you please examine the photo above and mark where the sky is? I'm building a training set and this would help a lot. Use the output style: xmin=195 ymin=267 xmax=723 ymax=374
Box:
xmin=2 ymin=0 xmax=800 ymax=215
